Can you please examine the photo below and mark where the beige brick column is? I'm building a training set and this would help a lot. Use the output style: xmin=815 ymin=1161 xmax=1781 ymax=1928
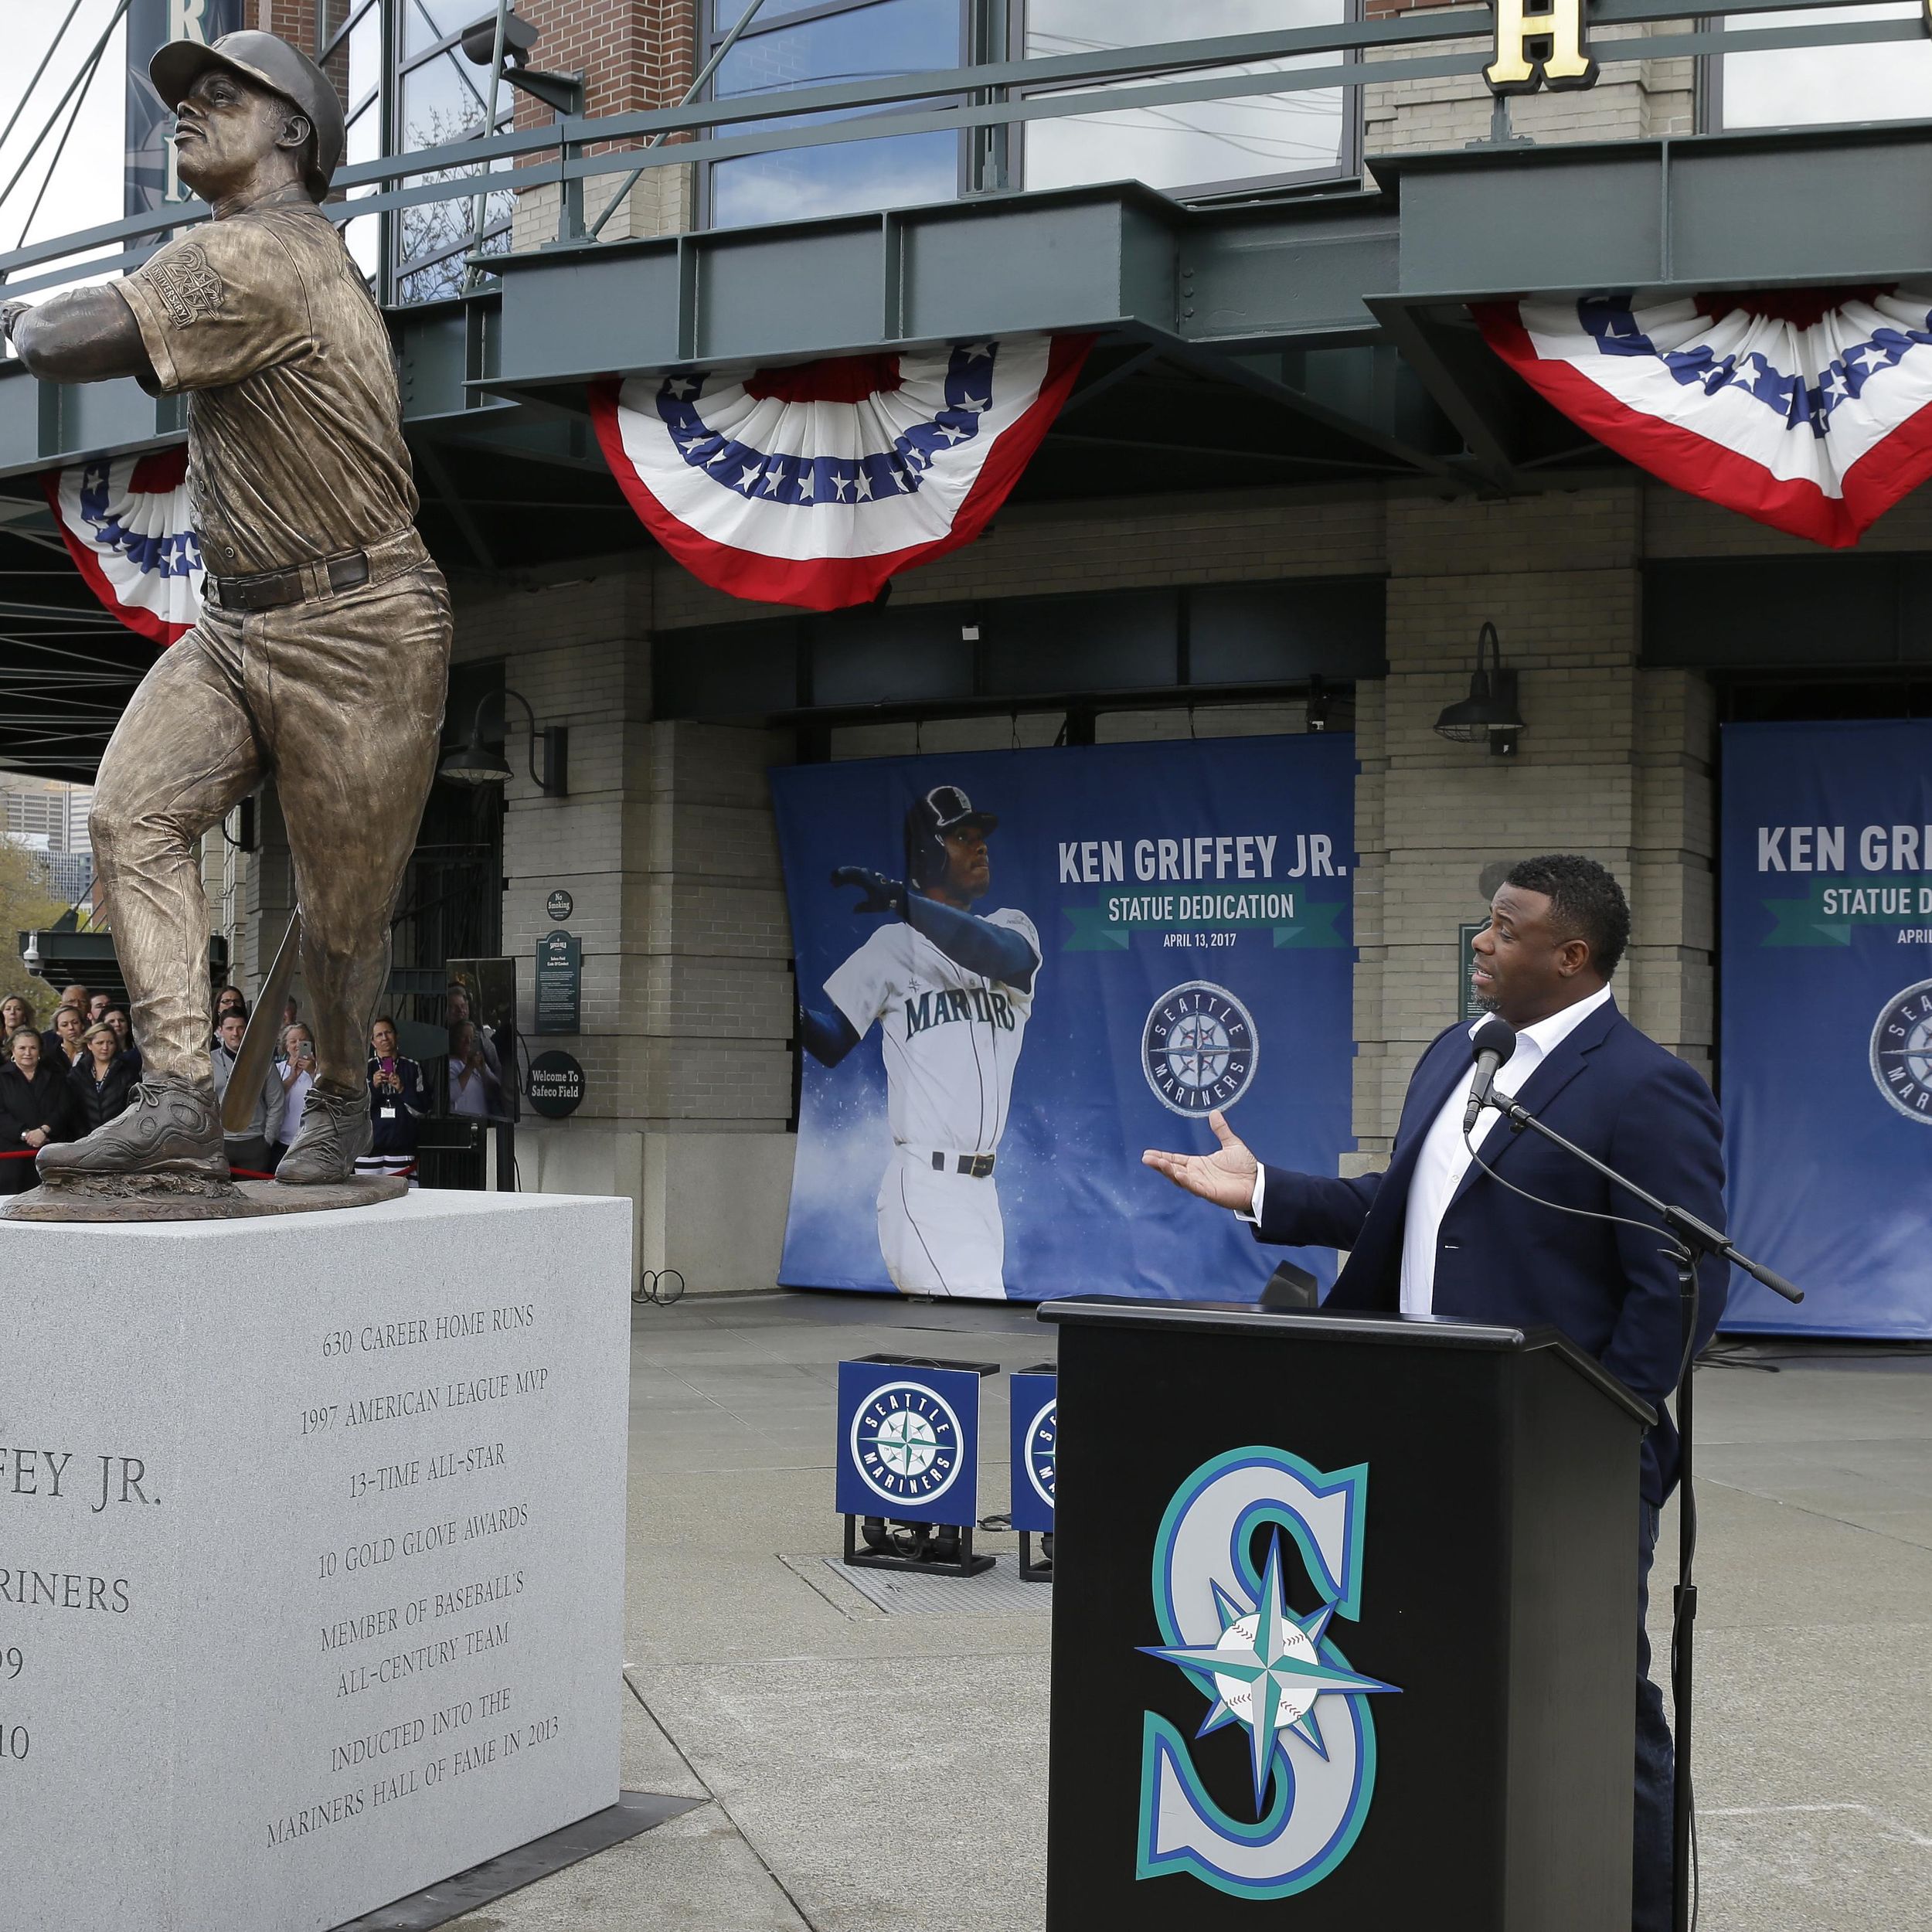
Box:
xmin=1349 ymin=485 xmax=1714 ymax=1171
xmin=452 ymin=566 xmax=798 ymax=1291
xmin=635 ymin=720 xmax=798 ymax=1289
xmin=448 ymin=570 xmax=653 ymax=1264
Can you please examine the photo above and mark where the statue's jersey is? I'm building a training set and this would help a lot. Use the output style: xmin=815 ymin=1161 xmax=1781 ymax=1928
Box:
xmin=119 ymin=192 xmax=418 ymax=575
xmin=825 ymin=910 xmax=1039 ymax=1155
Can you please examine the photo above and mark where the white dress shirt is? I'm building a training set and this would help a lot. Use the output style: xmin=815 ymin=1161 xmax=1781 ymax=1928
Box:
xmin=1244 ymin=985 xmax=1614 ymax=1315
xmin=1396 ymin=985 xmax=1613 ymax=1315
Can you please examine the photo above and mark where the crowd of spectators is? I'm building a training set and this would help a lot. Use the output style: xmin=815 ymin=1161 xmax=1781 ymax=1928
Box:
xmin=2 ymin=982 xmax=147 ymax=1195
xmin=1 ymin=977 xmax=513 ymax=1193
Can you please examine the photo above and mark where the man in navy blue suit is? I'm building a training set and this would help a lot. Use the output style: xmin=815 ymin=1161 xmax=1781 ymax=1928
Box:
xmin=1143 ymin=853 xmax=1727 ymax=1932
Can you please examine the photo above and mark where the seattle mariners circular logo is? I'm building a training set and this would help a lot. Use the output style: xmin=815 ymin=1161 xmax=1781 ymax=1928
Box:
xmin=1142 ymin=981 xmax=1260 ymax=1117
xmin=1023 ymin=1398 xmax=1057 ymax=1511
xmin=849 ymin=1381 xmax=964 ymax=1506
xmin=1870 ymin=977 xmax=1932 ymax=1122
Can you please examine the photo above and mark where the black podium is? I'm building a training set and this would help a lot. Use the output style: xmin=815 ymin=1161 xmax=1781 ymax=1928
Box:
xmin=1040 ymin=1298 xmax=1655 ymax=1931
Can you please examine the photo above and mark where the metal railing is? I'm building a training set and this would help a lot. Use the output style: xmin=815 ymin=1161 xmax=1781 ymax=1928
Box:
xmin=1 ymin=0 xmax=1928 ymax=303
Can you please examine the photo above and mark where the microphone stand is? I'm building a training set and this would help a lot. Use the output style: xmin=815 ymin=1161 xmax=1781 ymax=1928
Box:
xmin=1473 ymin=1086 xmax=1801 ymax=1932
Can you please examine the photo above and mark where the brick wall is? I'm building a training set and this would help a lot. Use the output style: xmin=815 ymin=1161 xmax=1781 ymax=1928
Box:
xmin=434 ymin=449 xmax=1806 ymax=1268
xmin=1349 ymin=484 xmax=1715 ymax=1173
xmin=448 ymin=566 xmax=795 ymax=1137
xmin=256 ymin=2 xmax=317 ymax=49
xmin=508 ymin=0 xmax=697 ymax=245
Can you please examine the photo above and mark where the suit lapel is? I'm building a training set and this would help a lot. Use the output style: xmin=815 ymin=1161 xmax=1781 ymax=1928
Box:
xmin=1446 ymin=995 xmax=1622 ymax=1216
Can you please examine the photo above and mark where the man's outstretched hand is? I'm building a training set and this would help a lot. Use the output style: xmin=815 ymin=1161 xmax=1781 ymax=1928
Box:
xmin=1141 ymin=1110 xmax=1260 ymax=1212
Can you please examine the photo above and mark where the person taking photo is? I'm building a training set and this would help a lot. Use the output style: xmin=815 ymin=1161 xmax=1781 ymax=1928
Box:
xmin=362 ymin=1015 xmax=427 ymax=1182
xmin=274 ymin=1022 xmax=318 ymax=1165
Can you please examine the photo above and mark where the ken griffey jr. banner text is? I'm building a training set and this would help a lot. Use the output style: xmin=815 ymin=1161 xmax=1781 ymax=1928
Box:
xmin=1721 ymin=719 xmax=1932 ymax=1338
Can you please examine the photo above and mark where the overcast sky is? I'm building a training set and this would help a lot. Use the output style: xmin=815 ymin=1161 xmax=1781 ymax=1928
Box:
xmin=0 ymin=0 xmax=128 ymax=268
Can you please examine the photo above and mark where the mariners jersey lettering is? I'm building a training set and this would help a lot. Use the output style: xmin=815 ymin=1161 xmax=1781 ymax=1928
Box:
xmin=824 ymin=910 xmax=1039 ymax=1153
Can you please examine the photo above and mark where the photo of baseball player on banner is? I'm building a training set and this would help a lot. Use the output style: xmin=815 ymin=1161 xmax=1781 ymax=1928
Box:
xmin=771 ymin=736 xmax=1356 ymax=1302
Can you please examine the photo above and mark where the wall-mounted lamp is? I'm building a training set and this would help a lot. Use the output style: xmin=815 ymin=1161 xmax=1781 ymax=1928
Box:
xmin=1434 ymin=621 xmax=1525 ymax=757
xmin=439 ymin=689 xmax=570 ymax=796
xmin=459 ymin=9 xmax=586 ymax=115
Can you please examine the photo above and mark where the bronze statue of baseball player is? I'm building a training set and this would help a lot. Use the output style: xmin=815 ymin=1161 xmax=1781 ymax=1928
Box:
xmin=3 ymin=32 xmax=451 ymax=1202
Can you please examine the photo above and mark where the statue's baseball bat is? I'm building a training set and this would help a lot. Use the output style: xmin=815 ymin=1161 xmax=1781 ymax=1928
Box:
xmin=223 ymin=910 xmax=303 ymax=1136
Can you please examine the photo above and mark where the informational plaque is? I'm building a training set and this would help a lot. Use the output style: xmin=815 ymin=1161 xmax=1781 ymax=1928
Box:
xmin=534 ymin=930 xmax=581 ymax=1037
xmin=0 ymin=1192 xmax=630 ymax=1930
xmin=1459 ymin=920 xmax=1486 ymax=1022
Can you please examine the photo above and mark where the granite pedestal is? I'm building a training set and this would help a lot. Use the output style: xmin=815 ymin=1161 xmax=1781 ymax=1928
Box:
xmin=0 ymin=1190 xmax=631 ymax=1931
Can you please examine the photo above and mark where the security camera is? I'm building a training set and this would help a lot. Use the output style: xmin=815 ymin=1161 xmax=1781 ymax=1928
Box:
xmin=460 ymin=9 xmax=540 ymax=67
xmin=22 ymin=930 xmax=42 ymax=975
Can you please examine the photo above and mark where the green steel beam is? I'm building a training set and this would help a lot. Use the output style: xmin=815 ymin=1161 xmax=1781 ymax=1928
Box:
xmin=4 ymin=123 xmax=1932 ymax=483
xmin=1381 ymin=123 xmax=1932 ymax=295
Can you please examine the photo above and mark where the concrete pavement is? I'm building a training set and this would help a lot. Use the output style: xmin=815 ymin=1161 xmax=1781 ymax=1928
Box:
xmin=447 ymin=1296 xmax=1932 ymax=1932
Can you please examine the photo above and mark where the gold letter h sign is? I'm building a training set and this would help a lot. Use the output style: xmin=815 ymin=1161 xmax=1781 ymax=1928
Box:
xmin=1484 ymin=0 xmax=1600 ymax=93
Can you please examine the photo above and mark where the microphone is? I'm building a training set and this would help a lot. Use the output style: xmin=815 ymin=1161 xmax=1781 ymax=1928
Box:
xmin=1464 ymin=1016 xmax=1518 ymax=1134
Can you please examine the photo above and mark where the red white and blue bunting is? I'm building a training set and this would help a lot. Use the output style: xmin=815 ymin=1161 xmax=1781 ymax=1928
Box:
xmin=591 ymin=334 xmax=1091 ymax=610
xmin=1475 ymin=291 xmax=1932 ymax=548
xmin=42 ymin=448 xmax=203 ymax=644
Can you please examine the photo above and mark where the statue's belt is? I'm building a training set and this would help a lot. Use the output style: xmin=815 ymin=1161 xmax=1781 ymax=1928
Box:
xmin=206 ymin=548 xmax=372 ymax=612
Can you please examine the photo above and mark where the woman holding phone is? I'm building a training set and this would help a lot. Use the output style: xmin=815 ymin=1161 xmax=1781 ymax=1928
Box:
xmin=274 ymin=1022 xmax=318 ymax=1168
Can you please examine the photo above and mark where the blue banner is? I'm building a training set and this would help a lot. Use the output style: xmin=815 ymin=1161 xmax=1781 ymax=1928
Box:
xmin=1720 ymin=720 xmax=1932 ymax=1336
xmin=771 ymin=736 xmax=1356 ymax=1302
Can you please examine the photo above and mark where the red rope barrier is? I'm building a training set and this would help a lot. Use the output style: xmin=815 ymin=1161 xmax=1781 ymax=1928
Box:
xmin=230 ymin=1163 xmax=418 ymax=1181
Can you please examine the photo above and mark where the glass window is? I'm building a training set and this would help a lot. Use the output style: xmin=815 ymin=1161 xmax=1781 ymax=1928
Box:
xmin=403 ymin=0 xmax=488 ymax=56
xmin=318 ymin=2 xmax=386 ymax=291
xmin=395 ymin=46 xmax=514 ymax=298
xmin=319 ymin=0 xmax=374 ymax=48
xmin=399 ymin=48 xmax=495 ymax=155
xmin=346 ymin=2 xmax=383 ymax=115
xmin=1021 ymin=0 xmax=1352 ymax=196
xmin=1711 ymin=4 xmax=1932 ymax=129
xmin=713 ymin=0 xmax=842 ymax=24
xmin=342 ymin=101 xmax=382 ymax=281
xmin=319 ymin=3 xmax=518 ymax=303
xmin=708 ymin=0 xmax=963 ymax=228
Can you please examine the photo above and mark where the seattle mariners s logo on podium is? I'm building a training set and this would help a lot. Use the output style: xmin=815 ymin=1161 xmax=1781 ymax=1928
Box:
xmin=1871 ymin=977 xmax=1932 ymax=1122
xmin=1137 ymin=1447 xmax=1400 ymax=1900
xmin=1142 ymin=981 xmax=1259 ymax=1117
xmin=849 ymin=1380 xmax=965 ymax=1507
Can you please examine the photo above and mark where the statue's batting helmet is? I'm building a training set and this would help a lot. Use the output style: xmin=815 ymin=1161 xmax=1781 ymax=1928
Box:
xmin=151 ymin=31 xmax=346 ymax=204
xmin=904 ymin=784 xmax=998 ymax=892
